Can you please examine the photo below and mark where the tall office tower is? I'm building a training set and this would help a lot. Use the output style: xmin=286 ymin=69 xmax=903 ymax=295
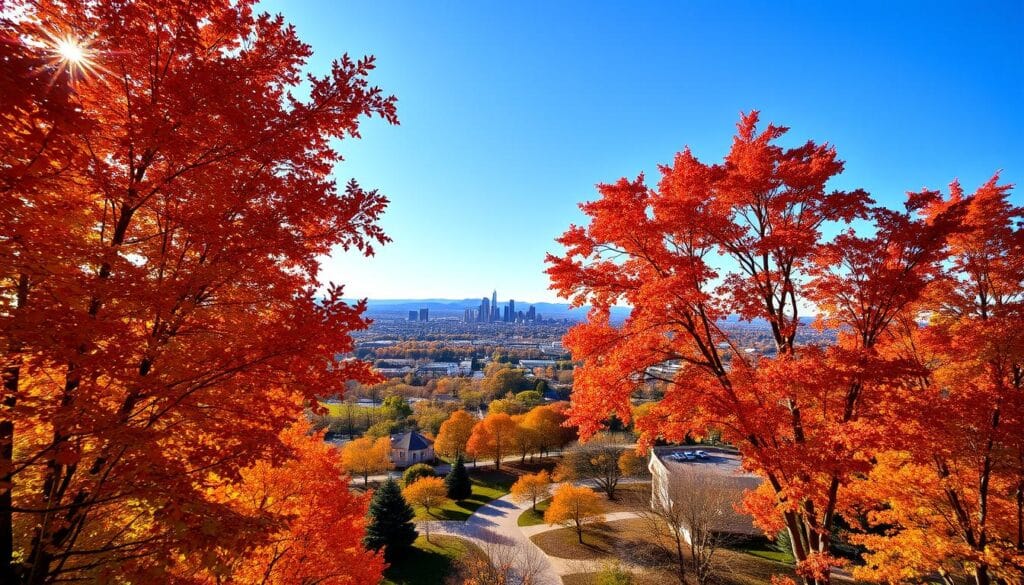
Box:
xmin=517 ymin=310 xmax=524 ymax=322
xmin=479 ymin=297 xmax=489 ymax=323
xmin=408 ymin=310 xmax=417 ymax=321
xmin=491 ymin=290 xmax=497 ymax=315
xmin=464 ymin=308 xmax=473 ymax=322
xmin=526 ymin=306 xmax=536 ymax=321
xmin=491 ymin=306 xmax=499 ymax=322
xmin=419 ymin=308 xmax=429 ymax=322
xmin=503 ymin=306 xmax=509 ymax=322
xmin=509 ymin=299 xmax=515 ymax=319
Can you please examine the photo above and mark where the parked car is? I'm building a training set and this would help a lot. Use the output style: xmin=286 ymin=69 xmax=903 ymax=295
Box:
xmin=695 ymin=450 xmax=709 ymax=459
xmin=681 ymin=451 xmax=696 ymax=460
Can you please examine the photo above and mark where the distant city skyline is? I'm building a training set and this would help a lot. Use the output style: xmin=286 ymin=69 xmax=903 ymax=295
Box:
xmin=259 ymin=1 xmax=1024 ymax=302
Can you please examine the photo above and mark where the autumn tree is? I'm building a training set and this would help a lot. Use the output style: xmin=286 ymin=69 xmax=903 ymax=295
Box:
xmin=523 ymin=402 xmax=576 ymax=458
xmin=848 ymin=178 xmax=1024 ymax=585
xmin=556 ymin=435 xmax=634 ymax=500
xmin=545 ymin=484 xmax=605 ymax=544
xmin=1 ymin=1 xmax=399 ymax=582
xmin=547 ymin=112 xmax=967 ymax=584
xmin=404 ymin=476 xmax=449 ymax=521
xmin=510 ymin=414 xmax=539 ymax=463
xmin=481 ymin=364 xmax=530 ymax=400
xmin=193 ymin=424 xmax=386 ymax=584
xmin=435 ymin=409 xmax=476 ymax=458
xmin=364 ymin=478 xmax=417 ymax=560
xmin=466 ymin=412 xmax=517 ymax=470
xmin=510 ymin=470 xmax=552 ymax=512
xmin=343 ymin=437 xmax=393 ymax=486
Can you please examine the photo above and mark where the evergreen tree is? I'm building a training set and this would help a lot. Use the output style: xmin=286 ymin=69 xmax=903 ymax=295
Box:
xmin=444 ymin=454 xmax=472 ymax=500
xmin=363 ymin=478 xmax=417 ymax=558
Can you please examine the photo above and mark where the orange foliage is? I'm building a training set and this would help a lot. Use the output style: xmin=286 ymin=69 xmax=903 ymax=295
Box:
xmin=848 ymin=180 xmax=1024 ymax=585
xmin=1 ymin=1 xmax=396 ymax=581
xmin=193 ymin=424 xmax=386 ymax=584
xmin=546 ymin=112 xmax=980 ymax=584
xmin=402 ymin=476 xmax=449 ymax=515
xmin=465 ymin=413 xmax=517 ymax=470
xmin=510 ymin=470 xmax=551 ymax=511
xmin=342 ymin=436 xmax=393 ymax=485
xmin=544 ymin=483 xmax=604 ymax=543
xmin=522 ymin=402 xmax=576 ymax=457
xmin=435 ymin=409 xmax=476 ymax=458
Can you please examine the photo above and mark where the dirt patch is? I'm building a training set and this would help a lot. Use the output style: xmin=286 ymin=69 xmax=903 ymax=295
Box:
xmin=534 ymin=518 xmax=803 ymax=585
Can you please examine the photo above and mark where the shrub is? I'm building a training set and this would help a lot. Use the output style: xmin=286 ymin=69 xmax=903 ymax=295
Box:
xmin=402 ymin=463 xmax=435 ymax=486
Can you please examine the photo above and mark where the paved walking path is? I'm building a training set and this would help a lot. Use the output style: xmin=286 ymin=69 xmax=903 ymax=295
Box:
xmin=421 ymin=490 xmax=857 ymax=584
xmin=427 ymin=492 xmax=563 ymax=584
xmin=421 ymin=489 xmax=652 ymax=584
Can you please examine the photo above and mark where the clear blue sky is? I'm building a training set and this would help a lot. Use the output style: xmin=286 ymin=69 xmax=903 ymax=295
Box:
xmin=261 ymin=0 xmax=1023 ymax=304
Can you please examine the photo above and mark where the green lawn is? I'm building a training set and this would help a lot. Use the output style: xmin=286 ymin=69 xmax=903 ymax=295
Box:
xmin=728 ymin=538 xmax=794 ymax=564
xmin=517 ymin=497 xmax=551 ymax=526
xmin=382 ymin=535 xmax=482 ymax=585
xmin=414 ymin=469 xmax=516 ymax=521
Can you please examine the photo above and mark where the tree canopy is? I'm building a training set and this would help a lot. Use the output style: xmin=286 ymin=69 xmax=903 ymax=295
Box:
xmin=547 ymin=112 xmax=1020 ymax=585
xmin=1 ymin=1 xmax=396 ymax=581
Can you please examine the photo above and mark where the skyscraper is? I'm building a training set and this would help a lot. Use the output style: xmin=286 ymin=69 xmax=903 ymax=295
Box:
xmin=479 ymin=297 xmax=489 ymax=323
xmin=408 ymin=310 xmax=417 ymax=321
xmin=491 ymin=290 xmax=497 ymax=312
xmin=509 ymin=299 xmax=515 ymax=321
xmin=419 ymin=308 xmax=429 ymax=322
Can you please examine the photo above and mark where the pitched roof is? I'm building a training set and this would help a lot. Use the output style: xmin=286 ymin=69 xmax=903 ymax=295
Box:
xmin=390 ymin=431 xmax=433 ymax=451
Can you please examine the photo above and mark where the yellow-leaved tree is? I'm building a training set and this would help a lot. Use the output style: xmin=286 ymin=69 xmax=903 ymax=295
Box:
xmin=510 ymin=471 xmax=552 ymax=512
xmin=342 ymin=437 xmax=392 ymax=485
xmin=544 ymin=484 xmax=605 ymax=543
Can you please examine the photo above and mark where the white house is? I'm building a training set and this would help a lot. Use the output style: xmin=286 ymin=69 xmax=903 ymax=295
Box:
xmin=648 ymin=446 xmax=762 ymax=541
xmin=390 ymin=431 xmax=435 ymax=468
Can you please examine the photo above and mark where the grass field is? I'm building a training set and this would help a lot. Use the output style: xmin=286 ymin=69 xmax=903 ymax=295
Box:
xmin=517 ymin=497 xmax=551 ymax=526
xmin=727 ymin=537 xmax=794 ymax=564
xmin=414 ymin=469 xmax=516 ymax=521
xmin=318 ymin=401 xmax=375 ymax=417
xmin=381 ymin=535 xmax=482 ymax=585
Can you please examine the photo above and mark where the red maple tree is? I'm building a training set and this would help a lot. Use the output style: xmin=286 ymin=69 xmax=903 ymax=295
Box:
xmin=1 ymin=1 xmax=395 ymax=582
xmin=547 ymin=112 xmax=968 ymax=584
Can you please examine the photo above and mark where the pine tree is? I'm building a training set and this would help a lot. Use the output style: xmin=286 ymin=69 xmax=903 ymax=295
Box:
xmin=444 ymin=454 xmax=472 ymax=500
xmin=363 ymin=478 xmax=417 ymax=559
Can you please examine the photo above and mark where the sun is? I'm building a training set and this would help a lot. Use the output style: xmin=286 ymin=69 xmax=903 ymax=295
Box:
xmin=40 ymin=31 xmax=103 ymax=85
xmin=55 ymin=38 xmax=86 ymax=64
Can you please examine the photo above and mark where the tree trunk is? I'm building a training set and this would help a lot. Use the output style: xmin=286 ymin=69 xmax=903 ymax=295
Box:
xmin=673 ymin=530 xmax=687 ymax=584
xmin=1016 ymin=478 xmax=1023 ymax=551
xmin=973 ymin=565 xmax=990 ymax=585
xmin=1 ymin=275 xmax=26 ymax=582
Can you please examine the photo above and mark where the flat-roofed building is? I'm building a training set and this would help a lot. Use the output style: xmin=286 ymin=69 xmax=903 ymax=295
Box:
xmin=648 ymin=446 xmax=762 ymax=540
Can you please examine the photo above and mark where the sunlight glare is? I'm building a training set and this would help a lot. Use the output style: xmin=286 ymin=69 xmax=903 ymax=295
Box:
xmin=55 ymin=38 xmax=86 ymax=63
